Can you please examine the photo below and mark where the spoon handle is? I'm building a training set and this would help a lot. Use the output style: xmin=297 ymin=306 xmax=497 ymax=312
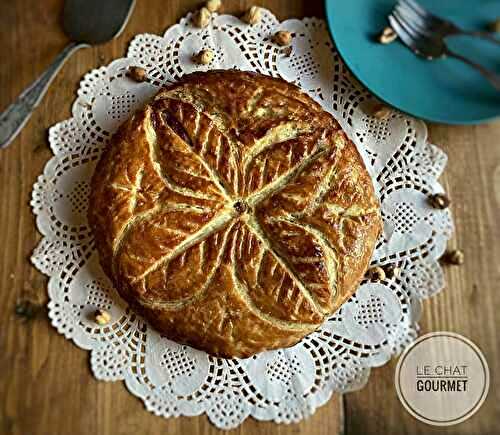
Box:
xmin=0 ymin=42 xmax=84 ymax=149
xmin=445 ymin=48 xmax=500 ymax=91
xmin=460 ymin=30 xmax=500 ymax=46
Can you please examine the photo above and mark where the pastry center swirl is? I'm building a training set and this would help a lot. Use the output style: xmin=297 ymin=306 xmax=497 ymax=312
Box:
xmin=232 ymin=199 xmax=248 ymax=215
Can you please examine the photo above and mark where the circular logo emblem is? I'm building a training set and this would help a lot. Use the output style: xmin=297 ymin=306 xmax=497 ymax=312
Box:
xmin=395 ymin=332 xmax=489 ymax=426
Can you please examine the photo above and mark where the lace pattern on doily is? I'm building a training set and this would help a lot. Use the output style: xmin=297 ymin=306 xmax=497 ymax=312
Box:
xmin=31 ymin=10 xmax=453 ymax=430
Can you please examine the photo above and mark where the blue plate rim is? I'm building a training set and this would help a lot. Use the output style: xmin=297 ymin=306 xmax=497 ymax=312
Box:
xmin=323 ymin=0 xmax=500 ymax=125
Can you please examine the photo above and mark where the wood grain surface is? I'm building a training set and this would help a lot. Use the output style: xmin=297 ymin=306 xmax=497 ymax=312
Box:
xmin=0 ymin=1 xmax=498 ymax=434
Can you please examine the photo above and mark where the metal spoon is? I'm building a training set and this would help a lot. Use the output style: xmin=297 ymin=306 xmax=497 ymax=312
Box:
xmin=0 ymin=0 xmax=135 ymax=149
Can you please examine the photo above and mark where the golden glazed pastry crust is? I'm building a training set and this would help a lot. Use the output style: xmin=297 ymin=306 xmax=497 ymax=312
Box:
xmin=89 ymin=70 xmax=382 ymax=358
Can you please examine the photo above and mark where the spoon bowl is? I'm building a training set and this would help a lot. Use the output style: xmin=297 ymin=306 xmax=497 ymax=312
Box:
xmin=63 ymin=0 xmax=135 ymax=44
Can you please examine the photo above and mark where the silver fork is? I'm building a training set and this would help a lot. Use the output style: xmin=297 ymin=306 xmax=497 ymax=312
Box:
xmin=389 ymin=10 xmax=500 ymax=90
xmin=398 ymin=0 xmax=500 ymax=45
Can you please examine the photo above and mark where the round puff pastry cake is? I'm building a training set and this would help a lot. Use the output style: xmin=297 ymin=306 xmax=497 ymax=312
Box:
xmin=89 ymin=70 xmax=382 ymax=358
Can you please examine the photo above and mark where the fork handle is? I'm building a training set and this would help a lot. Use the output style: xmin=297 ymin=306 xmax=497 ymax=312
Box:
xmin=445 ymin=48 xmax=500 ymax=91
xmin=460 ymin=30 xmax=500 ymax=46
xmin=0 ymin=42 xmax=85 ymax=150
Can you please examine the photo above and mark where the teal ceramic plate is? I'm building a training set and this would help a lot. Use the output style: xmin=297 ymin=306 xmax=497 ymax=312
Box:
xmin=324 ymin=0 xmax=500 ymax=124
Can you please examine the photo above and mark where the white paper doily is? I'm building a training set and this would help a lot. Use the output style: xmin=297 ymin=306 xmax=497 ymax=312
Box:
xmin=31 ymin=9 xmax=453 ymax=430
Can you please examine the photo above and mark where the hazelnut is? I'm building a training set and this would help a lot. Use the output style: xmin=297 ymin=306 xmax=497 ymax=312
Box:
xmin=367 ymin=266 xmax=386 ymax=281
xmin=384 ymin=265 xmax=401 ymax=279
xmin=127 ymin=66 xmax=147 ymax=82
xmin=242 ymin=6 xmax=262 ymax=25
xmin=488 ymin=18 xmax=500 ymax=33
xmin=15 ymin=299 xmax=42 ymax=320
xmin=429 ymin=193 xmax=450 ymax=209
xmin=372 ymin=103 xmax=392 ymax=120
xmin=282 ymin=46 xmax=293 ymax=57
xmin=378 ymin=26 xmax=397 ymax=44
xmin=272 ymin=30 xmax=292 ymax=46
xmin=95 ymin=309 xmax=111 ymax=325
xmin=206 ymin=0 xmax=221 ymax=13
xmin=194 ymin=49 xmax=215 ymax=65
xmin=193 ymin=7 xmax=211 ymax=28
xmin=442 ymin=249 xmax=464 ymax=266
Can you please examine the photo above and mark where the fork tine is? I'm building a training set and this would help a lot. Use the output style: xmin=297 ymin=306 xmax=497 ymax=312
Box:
xmin=396 ymin=2 xmax=425 ymax=25
xmin=393 ymin=9 xmax=424 ymax=39
xmin=395 ymin=4 xmax=432 ymax=35
xmin=400 ymin=0 xmax=429 ymax=18
xmin=390 ymin=11 xmax=431 ymax=57
xmin=388 ymin=14 xmax=418 ymax=51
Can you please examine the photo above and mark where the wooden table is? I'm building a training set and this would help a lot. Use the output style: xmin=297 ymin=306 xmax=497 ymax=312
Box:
xmin=0 ymin=1 xmax=498 ymax=434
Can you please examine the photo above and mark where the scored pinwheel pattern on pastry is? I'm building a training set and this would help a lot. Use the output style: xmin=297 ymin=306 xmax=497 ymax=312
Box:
xmin=89 ymin=70 xmax=382 ymax=358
